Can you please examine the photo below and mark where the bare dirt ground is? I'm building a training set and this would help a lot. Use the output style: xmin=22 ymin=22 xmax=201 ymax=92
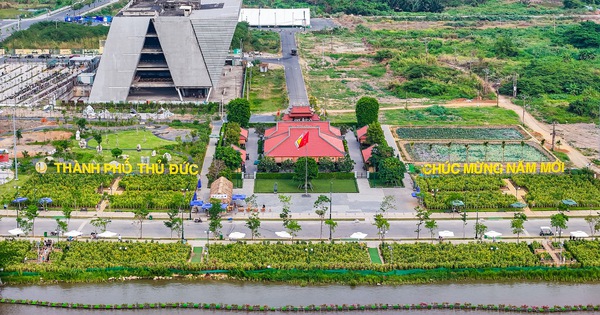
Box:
xmin=554 ymin=123 xmax=600 ymax=157
xmin=0 ymin=130 xmax=71 ymax=158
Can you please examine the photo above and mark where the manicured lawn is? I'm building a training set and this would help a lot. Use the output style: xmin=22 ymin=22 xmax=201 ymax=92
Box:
xmin=383 ymin=107 xmax=520 ymax=126
xmin=254 ymin=178 xmax=358 ymax=193
xmin=0 ymin=174 xmax=31 ymax=198
xmin=368 ymin=247 xmax=382 ymax=264
xmin=249 ymin=67 xmax=287 ymax=113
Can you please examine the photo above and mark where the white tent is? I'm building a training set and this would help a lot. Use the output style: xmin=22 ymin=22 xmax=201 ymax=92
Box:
xmin=438 ymin=230 xmax=455 ymax=237
xmin=82 ymin=105 xmax=95 ymax=117
xmin=97 ymin=231 xmax=117 ymax=238
xmin=570 ymin=231 xmax=589 ymax=238
xmin=8 ymin=228 xmax=24 ymax=236
xmin=350 ymin=232 xmax=367 ymax=239
xmin=275 ymin=231 xmax=292 ymax=239
xmin=484 ymin=231 xmax=502 ymax=239
xmin=64 ymin=230 xmax=83 ymax=237
xmin=229 ymin=232 xmax=246 ymax=240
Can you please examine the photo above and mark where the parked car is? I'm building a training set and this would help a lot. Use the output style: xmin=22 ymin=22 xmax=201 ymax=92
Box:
xmin=540 ymin=226 xmax=554 ymax=236
xmin=38 ymin=54 xmax=51 ymax=59
xmin=24 ymin=54 xmax=34 ymax=59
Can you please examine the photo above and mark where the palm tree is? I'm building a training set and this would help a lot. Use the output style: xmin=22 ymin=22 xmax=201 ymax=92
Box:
xmin=447 ymin=142 xmax=452 ymax=163
xmin=501 ymin=141 xmax=506 ymax=163
xmin=540 ymin=139 xmax=546 ymax=148
xmin=464 ymin=144 xmax=470 ymax=163
xmin=483 ymin=141 xmax=489 ymax=162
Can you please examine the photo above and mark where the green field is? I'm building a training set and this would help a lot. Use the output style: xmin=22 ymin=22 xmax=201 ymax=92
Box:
xmin=254 ymin=178 xmax=358 ymax=193
xmin=396 ymin=126 xmax=527 ymax=140
xmin=248 ymin=67 xmax=287 ymax=113
xmin=72 ymin=129 xmax=183 ymax=164
xmin=384 ymin=107 xmax=521 ymax=126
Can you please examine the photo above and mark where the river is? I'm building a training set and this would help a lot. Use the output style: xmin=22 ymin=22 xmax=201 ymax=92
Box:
xmin=1 ymin=280 xmax=600 ymax=314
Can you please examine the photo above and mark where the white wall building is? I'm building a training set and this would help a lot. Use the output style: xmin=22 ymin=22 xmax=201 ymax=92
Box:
xmin=239 ymin=8 xmax=310 ymax=27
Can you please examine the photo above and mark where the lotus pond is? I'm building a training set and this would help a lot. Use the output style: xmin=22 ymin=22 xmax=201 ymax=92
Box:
xmin=405 ymin=143 xmax=551 ymax=163
xmin=396 ymin=127 xmax=528 ymax=140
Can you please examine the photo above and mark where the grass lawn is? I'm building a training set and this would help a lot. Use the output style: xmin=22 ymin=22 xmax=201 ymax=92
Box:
xmin=383 ymin=107 xmax=520 ymax=126
xmin=0 ymin=174 xmax=31 ymax=198
xmin=249 ymin=67 xmax=287 ymax=113
xmin=368 ymin=247 xmax=382 ymax=264
xmin=254 ymin=178 xmax=358 ymax=193
xmin=72 ymin=129 xmax=184 ymax=164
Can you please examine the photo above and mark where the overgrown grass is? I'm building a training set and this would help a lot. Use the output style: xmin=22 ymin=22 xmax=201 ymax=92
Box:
xmin=248 ymin=67 xmax=287 ymax=113
xmin=383 ymin=106 xmax=520 ymax=126
xmin=0 ymin=174 xmax=31 ymax=198
xmin=254 ymin=178 xmax=358 ymax=193
xmin=1 ymin=21 xmax=108 ymax=49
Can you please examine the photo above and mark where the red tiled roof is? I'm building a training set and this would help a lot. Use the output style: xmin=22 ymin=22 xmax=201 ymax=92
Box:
xmin=239 ymin=128 xmax=249 ymax=140
xmin=356 ymin=125 xmax=368 ymax=142
xmin=264 ymin=121 xmax=345 ymax=159
xmin=362 ymin=144 xmax=376 ymax=164
xmin=231 ymin=144 xmax=246 ymax=163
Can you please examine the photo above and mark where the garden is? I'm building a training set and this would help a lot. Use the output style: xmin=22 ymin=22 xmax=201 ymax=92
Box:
xmin=512 ymin=173 xmax=600 ymax=208
xmin=109 ymin=174 xmax=199 ymax=210
xmin=396 ymin=126 xmax=528 ymax=140
xmin=414 ymin=175 xmax=517 ymax=210
xmin=405 ymin=142 xmax=550 ymax=163
xmin=380 ymin=242 xmax=539 ymax=269
xmin=564 ymin=240 xmax=600 ymax=267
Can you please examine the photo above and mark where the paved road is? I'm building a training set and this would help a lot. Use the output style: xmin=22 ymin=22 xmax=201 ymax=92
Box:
xmin=0 ymin=0 xmax=117 ymax=42
xmin=259 ymin=29 xmax=309 ymax=106
xmin=0 ymin=216 xmax=593 ymax=241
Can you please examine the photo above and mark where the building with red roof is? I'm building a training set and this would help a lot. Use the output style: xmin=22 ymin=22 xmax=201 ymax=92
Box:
xmin=231 ymin=144 xmax=247 ymax=163
xmin=356 ymin=125 xmax=368 ymax=144
xmin=282 ymin=106 xmax=320 ymax=121
xmin=263 ymin=121 xmax=345 ymax=163
xmin=361 ymin=144 xmax=376 ymax=172
xmin=239 ymin=128 xmax=249 ymax=146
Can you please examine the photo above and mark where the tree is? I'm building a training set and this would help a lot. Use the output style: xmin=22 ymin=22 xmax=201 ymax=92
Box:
xmin=90 ymin=217 xmax=111 ymax=233
xmin=425 ymin=219 xmax=438 ymax=243
xmin=215 ymin=146 xmax=243 ymax=170
xmin=511 ymin=213 xmax=527 ymax=242
xmin=278 ymin=194 xmax=292 ymax=228
xmin=93 ymin=132 xmax=102 ymax=145
xmin=415 ymin=207 xmax=430 ymax=239
xmin=111 ymin=148 xmax=123 ymax=159
xmin=293 ymin=157 xmax=318 ymax=184
xmin=365 ymin=122 xmax=386 ymax=146
xmin=23 ymin=205 xmax=39 ymax=236
xmin=76 ymin=118 xmax=87 ymax=132
xmin=475 ymin=222 xmax=488 ymax=240
xmin=223 ymin=122 xmax=241 ymax=147
xmin=254 ymin=123 xmax=266 ymax=137
xmin=281 ymin=159 xmax=295 ymax=173
xmin=55 ymin=219 xmax=68 ymax=241
xmin=313 ymin=195 xmax=330 ymax=240
xmin=207 ymin=159 xmax=231 ymax=183
xmin=318 ymin=157 xmax=336 ymax=172
xmin=378 ymin=158 xmax=406 ymax=186
xmin=464 ymin=144 xmax=470 ymax=163
xmin=493 ymin=36 xmax=518 ymax=58
xmin=16 ymin=129 xmax=22 ymax=144
xmin=501 ymin=141 xmax=506 ymax=163
xmin=62 ymin=205 xmax=73 ymax=230
xmin=337 ymin=154 xmax=355 ymax=172
xmin=245 ymin=194 xmax=258 ymax=211
xmin=374 ymin=213 xmax=390 ymax=242
xmin=16 ymin=217 xmax=32 ymax=235
xmin=584 ymin=213 xmax=600 ymax=237
xmin=286 ymin=220 xmax=302 ymax=241
xmin=245 ymin=212 xmax=261 ymax=240
xmin=550 ymin=212 xmax=569 ymax=240
xmin=257 ymin=157 xmax=279 ymax=172
xmin=205 ymin=200 xmax=223 ymax=239
xmin=227 ymin=98 xmax=251 ymax=127
xmin=483 ymin=141 xmax=489 ymax=162
xmin=164 ymin=208 xmax=183 ymax=238
xmin=133 ymin=207 xmax=150 ymax=239
xmin=380 ymin=195 xmax=397 ymax=213
xmin=355 ymin=96 xmax=380 ymax=127
xmin=325 ymin=219 xmax=337 ymax=241
xmin=368 ymin=145 xmax=394 ymax=171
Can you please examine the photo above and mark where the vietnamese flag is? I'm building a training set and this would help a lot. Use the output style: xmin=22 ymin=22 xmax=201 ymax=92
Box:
xmin=295 ymin=132 xmax=309 ymax=149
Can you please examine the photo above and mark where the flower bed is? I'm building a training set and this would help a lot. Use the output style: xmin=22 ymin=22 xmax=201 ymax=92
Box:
xmin=19 ymin=173 xmax=113 ymax=208
xmin=118 ymin=174 xmax=197 ymax=191
xmin=564 ymin=240 xmax=600 ymax=267
xmin=512 ymin=174 xmax=600 ymax=208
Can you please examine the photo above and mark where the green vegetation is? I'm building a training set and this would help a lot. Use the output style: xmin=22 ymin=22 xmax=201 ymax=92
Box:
xmin=227 ymin=98 xmax=251 ymax=128
xmin=406 ymin=142 xmax=549 ymax=163
xmin=83 ymin=0 xmax=129 ymax=17
xmin=118 ymin=174 xmax=196 ymax=191
xmin=205 ymin=243 xmax=371 ymax=269
xmin=512 ymin=173 xmax=600 ymax=208
xmin=1 ymin=21 xmax=108 ymax=49
xmin=230 ymin=22 xmax=281 ymax=53
xmin=396 ymin=126 xmax=526 ymax=140
xmin=355 ymin=96 xmax=380 ymax=127
xmin=254 ymin=178 xmax=358 ymax=193
xmin=381 ymin=242 xmax=538 ymax=269
xmin=248 ymin=67 xmax=287 ymax=113
xmin=415 ymin=175 xmax=517 ymax=210
xmin=565 ymin=240 xmax=600 ymax=267
xmin=384 ymin=106 xmax=520 ymax=126
xmin=0 ymin=0 xmax=72 ymax=19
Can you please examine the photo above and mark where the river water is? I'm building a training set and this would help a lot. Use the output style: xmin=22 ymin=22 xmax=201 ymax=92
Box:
xmin=1 ymin=280 xmax=600 ymax=315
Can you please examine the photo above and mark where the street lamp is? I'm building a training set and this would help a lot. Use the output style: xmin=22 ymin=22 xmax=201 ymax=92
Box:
xmin=205 ymin=230 xmax=210 ymax=246
xmin=388 ymin=245 xmax=393 ymax=265
xmin=14 ymin=185 xmax=21 ymax=227
xmin=329 ymin=181 xmax=332 ymax=241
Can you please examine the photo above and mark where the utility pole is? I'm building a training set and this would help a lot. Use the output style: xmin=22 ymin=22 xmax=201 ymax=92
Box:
xmin=12 ymin=98 xmax=18 ymax=181
xmin=551 ymin=121 xmax=557 ymax=151
xmin=483 ymin=68 xmax=489 ymax=96
xmin=329 ymin=181 xmax=332 ymax=241
xmin=512 ymin=73 xmax=518 ymax=98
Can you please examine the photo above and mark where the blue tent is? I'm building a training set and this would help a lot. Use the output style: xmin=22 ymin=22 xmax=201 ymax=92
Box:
xmin=39 ymin=197 xmax=53 ymax=204
xmin=221 ymin=203 xmax=228 ymax=209
xmin=196 ymin=179 xmax=202 ymax=189
xmin=232 ymin=194 xmax=246 ymax=201
xmin=201 ymin=203 xmax=212 ymax=210
xmin=12 ymin=197 xmax=28 ymax=203
xmin=190 ymin=200 xmax=203 ymax=206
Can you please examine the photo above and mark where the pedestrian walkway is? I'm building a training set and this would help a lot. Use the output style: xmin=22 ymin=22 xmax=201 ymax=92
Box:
xmin=368 ymin=247 xmax=383 ymax=264
xmin=199 ymin=121 xmax=222 ymax=201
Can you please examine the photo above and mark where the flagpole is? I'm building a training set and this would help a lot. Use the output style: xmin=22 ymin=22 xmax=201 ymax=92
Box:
xmin=304 ymin=140 xmax=308 ymax=196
